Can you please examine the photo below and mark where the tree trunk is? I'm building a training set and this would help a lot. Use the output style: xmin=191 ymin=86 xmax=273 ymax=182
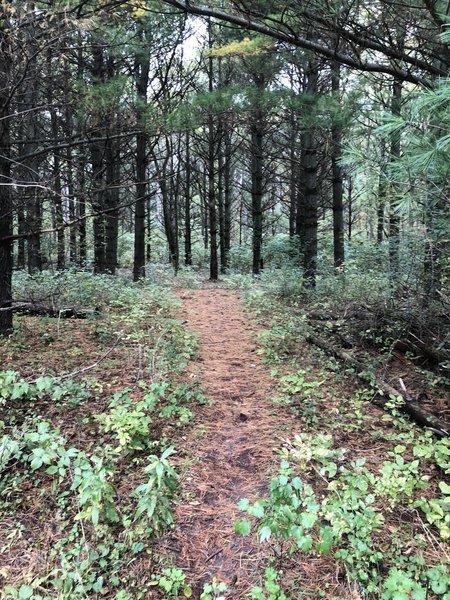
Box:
xmin=302 ymin=62 xmax=319 ymax=286
xmin=347 ymin=175 xmax=353 ymax=240
xmin=184 ymin=130 xmax=192 ymax=266
xmin=48 ymin=48 xmax=65 ymax=270
xmin=223 ymin=120 xmax=232 ymax=267
xmin=146 ymin=196 xmax=152 ymax=262
xmin=104 ymin=134 xmax=119 ymax=274
xmin=133 ymin=37 xmax=150 ymax=281
xmin=90 ymin=44 xmax=106 ymax=274
xmin=78 ymin=152 xmax=87 ymax=266
xmin=208 ymin=111 xmax=218 ymax=280
xmin=302 ymin=129 xmax=319 ymax=286
xmin=134 ymin=130 xmax=147 ymax=280
xmin=218 ymin=124 xmax=227 ymax=273
xmin=156 ymin=148 xmax=179 ymax=271
xmin=0 ymin=12 xmax=13 ymax=334
xmin=251 ymin=111 xmax=264 ymax=275
xmin=207 ymin=29 xmax=218 ymax=281
xmin=27 ymin=198 xmax=43 ymax=273
xmin=389 ymin=79 xmax=402 ymax=278
xmin=91 ymin=139 xmax=106 ymax=273
xmin=331 ymin=62 xmax=344 ymax=269
xmin=250 ymin=74 xmax=265 ymax=276
xmin=289 ymin=109 xmax=297 ymax=239
xmin=17 ymin=206 xmax=26 ymax=270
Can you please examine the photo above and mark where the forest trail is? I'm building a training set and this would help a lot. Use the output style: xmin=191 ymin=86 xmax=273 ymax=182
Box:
xmin=164 ymin=285 xmax=292 ymax=597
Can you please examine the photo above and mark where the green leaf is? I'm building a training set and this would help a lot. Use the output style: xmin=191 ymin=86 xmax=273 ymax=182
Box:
xmin=438 ymin=481 xmax=450 ymax=495
xmin=292 ymin=476 xmax=302 ymax=490
xmin=317 ymin=526 xmax=334 ymax=555
xmin=35 ymin=377 xmax=53 ymax=393
xmin=250 ymin=502 xmax=265 ymax=518
xmin=161 ymin=446 xmax=175 ymax=460
xmin=320 ymin=462 xmax=337 ymax=478
xmin=238 ymin=498 xmax=249 ymax=511
xmin=91 ymin=507 xmax=99 ymax=526
xmin=298 ymin=534 xmax=313 ymax=552
xmin=234 ymin=519 xmax=252 ymax=536
xmin=431 ymin=580 xmax=447 ymax=594
xmin=300 ymin=512 xmax=317 ymax=529
xmin=259 ymin=526 xmax=272 ymax=542
xmin=19 ymin=586 xmax=34 ymax=600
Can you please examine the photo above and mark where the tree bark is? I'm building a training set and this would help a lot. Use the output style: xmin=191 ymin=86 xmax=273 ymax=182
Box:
xmin=218 ymin=123 xmax=227 ymax=273
xmin=133 ymin=35 xmax=150 ymax=281
xmin=0 ymin=11 xmax=13 ymax=334
xmin=184 ymin=130 xmax=192 ymax=266
xmin=223 ymin=121 xmax=232 ymax=268
xmin=208 ymin=111 xmax=218 ymax=280
xmin=207 ymin=26 xmax=218 ymax=280
xmin=48 ymin=48 xmax=65 ymax=270
xmin=251 ymin=93 xmax=264 ymax=275
xmin=302 ymin=128 xmax=318 ymax=286
xmin=331 ymin=62 xmax=344 ymax=269
xmin=104 ymin=134 xmax=119 ymax=274
xmin=90 ymin=43 xmax=106 ymax=274
xmin=389 ymin=79 xmax=402 ymax=279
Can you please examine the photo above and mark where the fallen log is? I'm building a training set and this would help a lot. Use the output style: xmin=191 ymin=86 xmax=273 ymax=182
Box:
xmin=306 ymin=333 xmax=449 ymax=438
xmin=0 ymin=302 xmax=99 ymax=319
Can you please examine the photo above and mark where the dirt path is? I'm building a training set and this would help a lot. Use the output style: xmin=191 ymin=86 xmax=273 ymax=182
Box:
xmin=163 ymin=286 xmax=293 ymax=597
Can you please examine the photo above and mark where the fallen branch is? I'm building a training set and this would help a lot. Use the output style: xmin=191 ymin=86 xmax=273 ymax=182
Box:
xmin=306 ymin=333 xmax=449 ymax=438
xmin=29 ymin=336 xmax=122 ymax=384
xmin=0 ymin=302 xmax=99 ymax=319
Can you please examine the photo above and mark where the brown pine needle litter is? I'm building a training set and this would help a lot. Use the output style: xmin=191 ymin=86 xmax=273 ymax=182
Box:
xmin=155 ymin=287 xmax=344 ymax=598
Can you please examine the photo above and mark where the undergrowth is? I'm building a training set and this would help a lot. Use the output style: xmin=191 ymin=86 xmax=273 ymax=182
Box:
xmin=0 ymin=271 xmax=202 ymax=599
xmin=234 ymin=280 xmax=450 ymax=599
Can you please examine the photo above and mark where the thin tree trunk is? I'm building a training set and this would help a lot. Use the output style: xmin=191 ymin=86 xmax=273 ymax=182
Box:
xmin=251 ymin=116 xmax=264 ymax=275
xmin=184 ymin=130 xmax=192 ymax=266
xmin=347 ymin=175 xmax=353 ymax=240
xmin=218 ymin=124 xmax=227 ymax=273
xmin=302 ymin=130 xmax=319 ymax=285
xmin=104 ymin=134 xmax=119 ymax=274
xmin=48 ymin=48 xmax=65 ymax=270
xmin=90 ymin=43 xmax=106 ymax=274
xmin=133 ymin=36 xmax=150 ymax=281
xmin=0 ymin=12 xmax=13 ymax=334
xmin=208 ymin=111 xmax=218 ymax=280
xmin=389 ymin=79 xmax=402 ymax=278
xmin=17 ymin=206 xmax=26 ymax=269
xmin=202 ymin=169 xmax=209 ymax=249
xmin=91 ymin=139 xmax=106 ymax=273
xmin=223 ymin=121 xmax=232 ymax=267
xmin=289 ymin=111 xmax=297 ymax=239
xmin=78 ymin=150 xmax=87 ymax=266
xmin=155 ymin=149 xmax=178 ymax=271
xmin=250 ymin=74 xmax=265 ymax=275
xmin=207 ymin=26 xmax=218 ymax=280
xmin=27 ymin=197 xmax=43 ymax=273
xmin=146 ymin=196 xmax=152 ymax=262
xmin=331 ymin=62 xmax=344 ymax=268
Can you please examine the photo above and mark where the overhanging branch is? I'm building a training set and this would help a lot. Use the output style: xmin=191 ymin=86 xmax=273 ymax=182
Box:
xmin=160 ymin=0 xmax=436 ymax=85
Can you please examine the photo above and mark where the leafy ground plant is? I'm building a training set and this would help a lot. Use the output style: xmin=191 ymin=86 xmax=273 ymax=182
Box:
xmin=235 ymin=432 xmax=450 ymax=597
xmin=0 ymin=275 xmax=199 ymax=598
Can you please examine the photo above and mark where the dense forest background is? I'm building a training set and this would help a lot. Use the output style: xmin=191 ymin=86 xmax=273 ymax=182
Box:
xmin=1 ymin=0 xmax=449 ymax=338
xmin=1 ymin=2 xmax=450 ymax=599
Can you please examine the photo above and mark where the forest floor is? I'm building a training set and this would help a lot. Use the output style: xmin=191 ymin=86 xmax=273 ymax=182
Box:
xmin=158 ymin=285 xmax=295 ymax=597
xmin=0 ymin=271 xmax=448 ymax=599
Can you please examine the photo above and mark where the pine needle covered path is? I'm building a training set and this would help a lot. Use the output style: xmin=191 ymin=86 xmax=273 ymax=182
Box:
xmin=162 ymin=286 xmax=293 ymax=597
